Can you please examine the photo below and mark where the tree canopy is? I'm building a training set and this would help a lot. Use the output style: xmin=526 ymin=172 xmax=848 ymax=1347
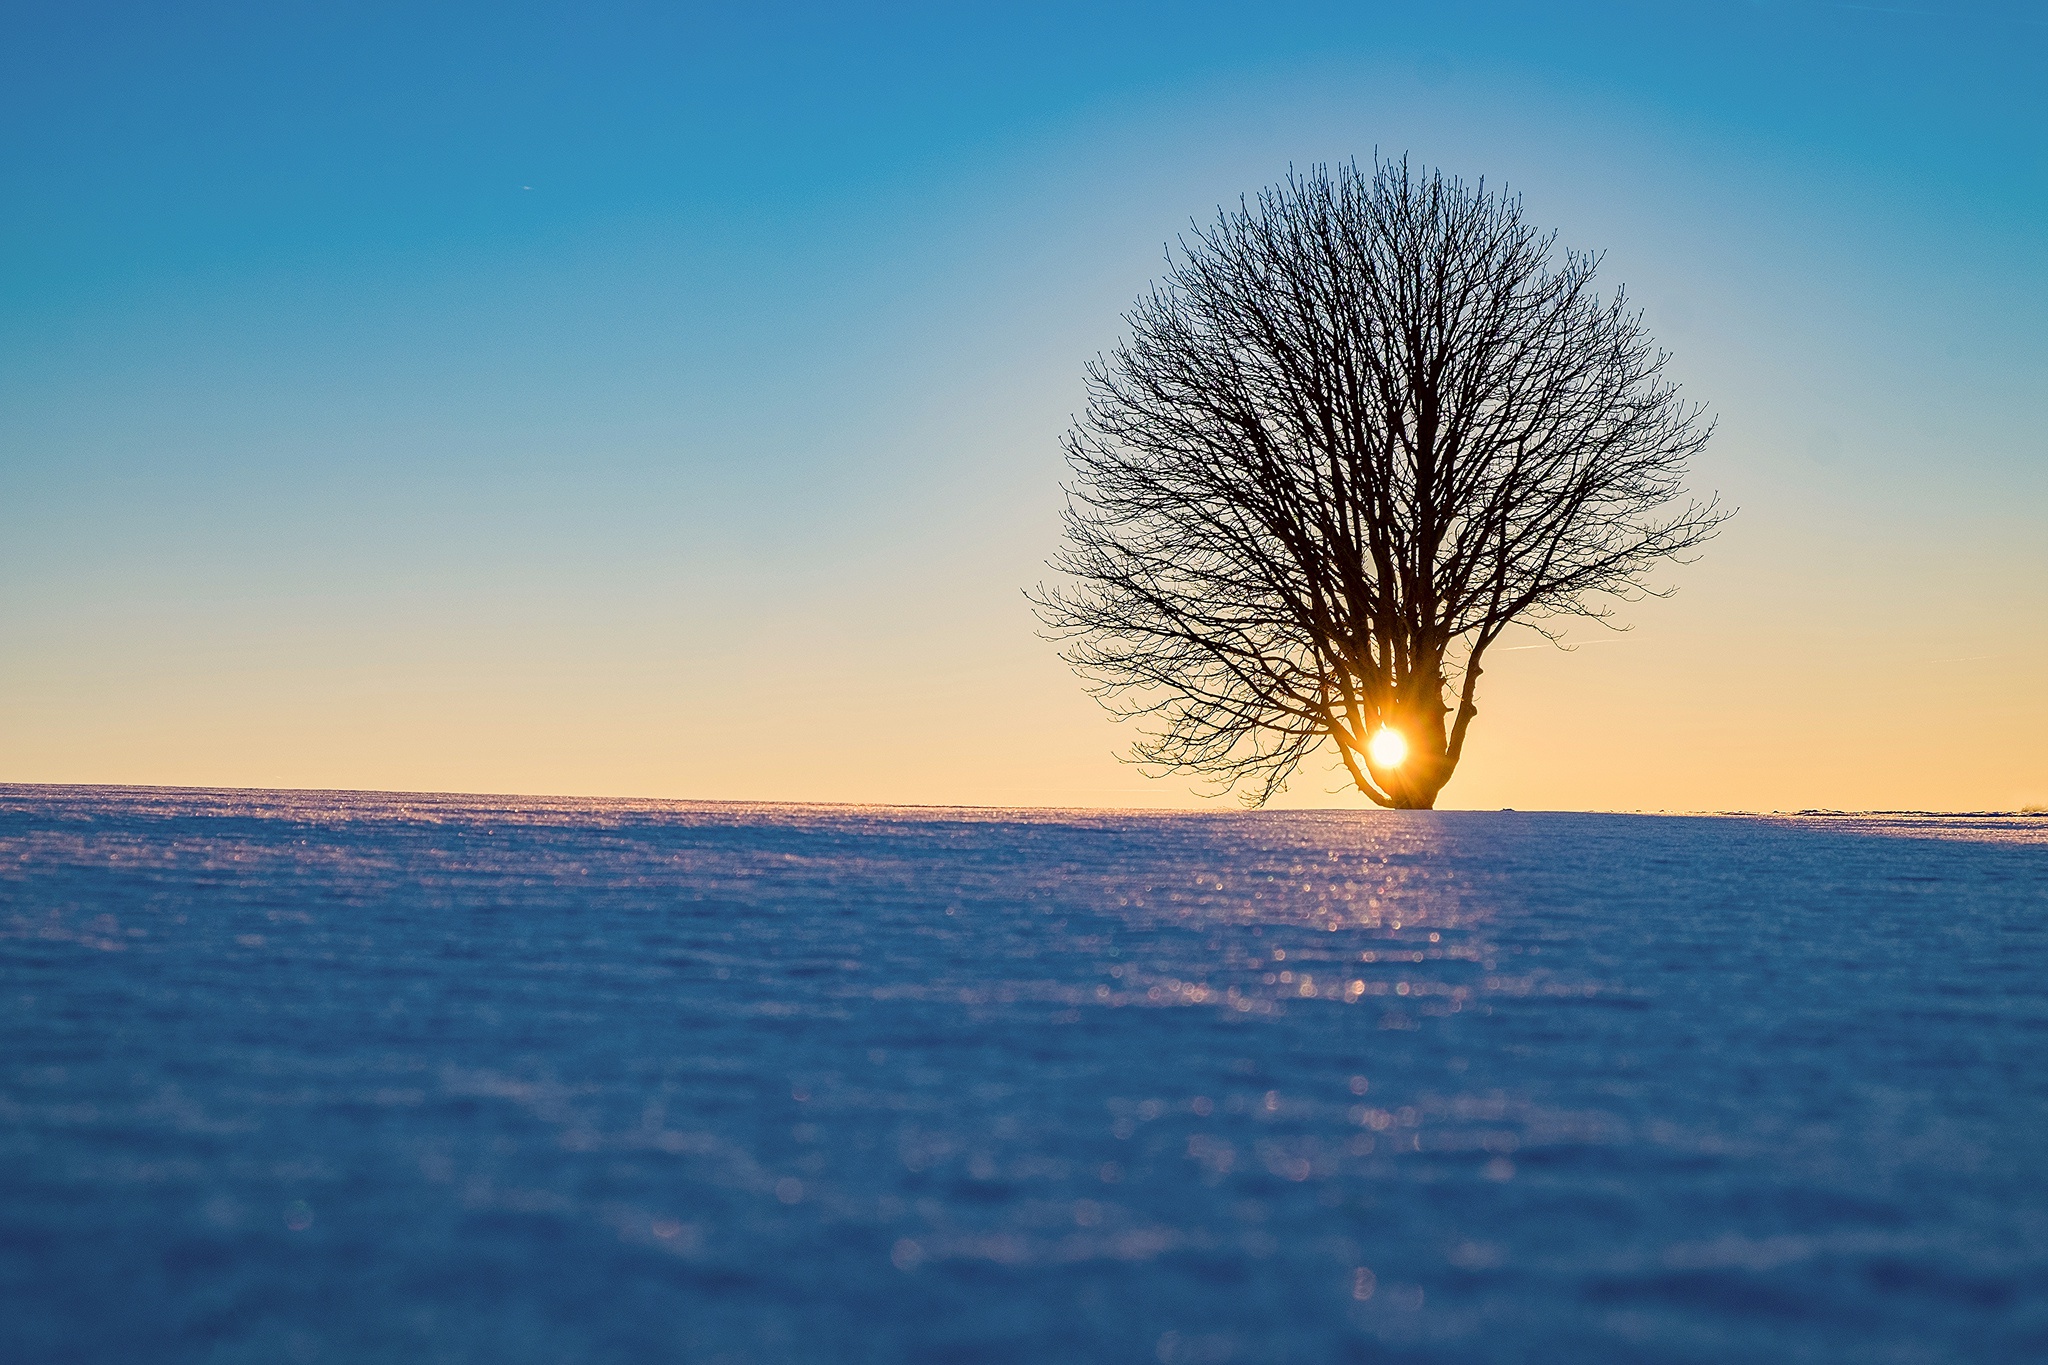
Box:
xmin=1036 ymin=160 xmax=1725 ymax=808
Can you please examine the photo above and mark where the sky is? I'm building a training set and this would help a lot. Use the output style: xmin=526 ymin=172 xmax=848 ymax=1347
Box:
xmin=4 ymin=0 xmax=2045 ymax=812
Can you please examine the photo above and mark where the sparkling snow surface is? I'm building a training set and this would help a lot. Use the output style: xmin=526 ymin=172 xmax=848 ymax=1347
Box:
xmin=3 ymin=787 xmax=2045 ymax=1363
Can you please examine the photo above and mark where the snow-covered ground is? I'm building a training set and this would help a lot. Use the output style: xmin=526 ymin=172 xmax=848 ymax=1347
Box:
xmin=4 ymin=787 xmax=2044 ymax=1363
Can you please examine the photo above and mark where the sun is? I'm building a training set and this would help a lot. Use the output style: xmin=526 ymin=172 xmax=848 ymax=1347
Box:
xmin=1366 ymin=727 xmax=1408 ymax=769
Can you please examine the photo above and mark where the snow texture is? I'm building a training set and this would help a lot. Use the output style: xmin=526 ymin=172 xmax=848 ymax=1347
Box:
xmin=3 ymin=786 xmax=2045 ymax=1363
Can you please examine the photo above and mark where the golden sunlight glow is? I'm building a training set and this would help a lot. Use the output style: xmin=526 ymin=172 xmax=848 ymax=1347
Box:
xmin=1367 ymin=727 xmax=1408 ymax=769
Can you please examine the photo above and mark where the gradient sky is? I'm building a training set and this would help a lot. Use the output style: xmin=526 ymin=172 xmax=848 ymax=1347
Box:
xmin=5 ymin=1 xmax=2045 ymax=811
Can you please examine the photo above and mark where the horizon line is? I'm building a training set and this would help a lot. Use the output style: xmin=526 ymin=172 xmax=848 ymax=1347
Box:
xmin=1 ymin=781 xmax=2040 ymax=820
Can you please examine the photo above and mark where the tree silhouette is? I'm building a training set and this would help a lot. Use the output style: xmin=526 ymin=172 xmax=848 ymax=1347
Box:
xmin=1035 ymin=160 xmax=1725 ymax=809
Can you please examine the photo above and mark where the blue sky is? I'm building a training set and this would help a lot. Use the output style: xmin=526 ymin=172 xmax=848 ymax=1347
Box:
xmin=4 ymin=1 xmax=2044 ymax=808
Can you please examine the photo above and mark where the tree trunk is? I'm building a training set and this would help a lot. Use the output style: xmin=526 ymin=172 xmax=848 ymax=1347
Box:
xmin=1361 ymin=689 xmax=1455 ymax=809
xmin=1378 ymin=770 xmax=1447 ymax=810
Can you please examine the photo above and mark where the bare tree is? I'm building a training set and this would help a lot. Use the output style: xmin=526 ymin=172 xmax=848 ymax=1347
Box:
xmin=1035 ymin=159 xmax=1725 ymax=809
